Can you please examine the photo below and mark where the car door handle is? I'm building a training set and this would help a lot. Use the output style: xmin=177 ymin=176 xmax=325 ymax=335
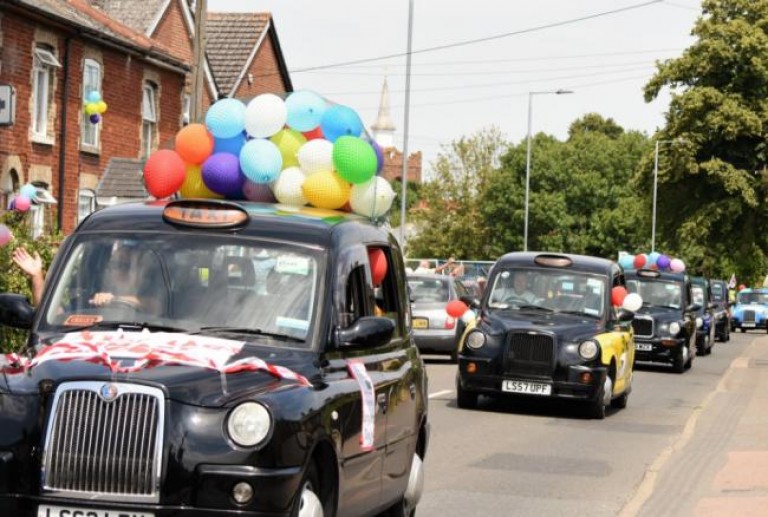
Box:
xmin=377 ymin=392 xmax=389 ymax=414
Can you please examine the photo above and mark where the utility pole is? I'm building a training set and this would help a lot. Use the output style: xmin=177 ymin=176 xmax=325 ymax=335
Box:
xmin=191 ymin=0 xmax=208 ymax=122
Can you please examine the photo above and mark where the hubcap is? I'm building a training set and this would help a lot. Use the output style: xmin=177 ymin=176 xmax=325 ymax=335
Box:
xmin=298 ymin=480 xmax=323 ymax=517
xmin=403 ymin=453 xmax=424 ymax=512
xmin=602 ymin=375 xmax=613 ymax=407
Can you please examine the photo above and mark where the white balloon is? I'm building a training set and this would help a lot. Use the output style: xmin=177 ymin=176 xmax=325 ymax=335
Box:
xmin=272 ymin=167 xmax=307 ymax=206
xmin=297 ymin=139 xmax=334 ymax=176
xmin=350 ymin=177 xmax=395 ymax=218
xmin=623 ymin=292 xmax=643 ymax=312
xmin=245 ymin=94 xmax=287 ymax=138
xmin=461 ymin=310 xmax=476 ymax=325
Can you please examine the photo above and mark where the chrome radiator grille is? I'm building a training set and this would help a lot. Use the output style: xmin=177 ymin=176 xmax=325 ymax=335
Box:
xmin=743 ymin=310 xmax=756 ymax=323
xmin=504 ymin=332 xmax=555 ymax=376
xmin=632 ymin=317 xmax=654 ymax=338
xmin=42 ymin=382 xmax=165 ymax=503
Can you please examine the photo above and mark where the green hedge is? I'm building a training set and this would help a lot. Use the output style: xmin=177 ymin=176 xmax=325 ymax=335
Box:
xmin=1 ymin=212 xmax=63 ymax=353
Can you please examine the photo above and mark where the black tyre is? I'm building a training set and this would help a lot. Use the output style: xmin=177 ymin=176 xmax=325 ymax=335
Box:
xmin=293 ymin=460 xmax=324 ymax=517
xmin=611 ymin=390 xmax=629 ymax=409
xmin=456 ymin=379 xmax=478 ymax=409
xmin=673 ymin=348 xmax=686 ymax=373
xmin=741 ymin=328 xmax=746 ymax=333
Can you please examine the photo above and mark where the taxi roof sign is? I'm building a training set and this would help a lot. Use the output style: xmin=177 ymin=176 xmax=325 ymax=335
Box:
xmin=163 ymin=200 xmax=249 ymax=228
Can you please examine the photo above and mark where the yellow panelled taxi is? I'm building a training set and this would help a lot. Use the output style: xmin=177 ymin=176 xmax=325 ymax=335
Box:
xmin=456 ymin=252 xmax=637 ymax=419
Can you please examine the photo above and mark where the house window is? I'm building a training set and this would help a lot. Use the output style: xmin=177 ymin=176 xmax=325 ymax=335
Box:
xmin=81 ymin=59 xmax=102 ymax=149
xmin=182 ymin=93 xmax=191 ymax=126
xmin=142 ymin=81 xmax=158 ymax=158
xmin=32 ymin=46 xmax=61 ymax=138
xmin=77 ymin=189 xmax=96 ymax=224
xmin=1 ymin=169 xmax=19 ymax=212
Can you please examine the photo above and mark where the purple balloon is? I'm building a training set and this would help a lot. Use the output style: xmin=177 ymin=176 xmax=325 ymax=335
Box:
xmin=242 ymin=180 xmax=277 ymax=202
xmin=202 ymin=153 xmax=244 ymax=197
xmin=89 ymin=114 xmax=101 ymax=124
xmin=656 ymin=254 xmax=671 ymax=270
xmin=369 ymin=139 xmax=384 ymax=174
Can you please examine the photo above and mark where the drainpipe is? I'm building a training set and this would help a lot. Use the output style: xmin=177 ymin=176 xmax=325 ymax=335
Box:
xmin=56 ymin=36 xmax=72 ymax=232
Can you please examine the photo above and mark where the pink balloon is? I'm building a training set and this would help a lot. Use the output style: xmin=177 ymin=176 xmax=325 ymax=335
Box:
xmin=670 ymin=258 xmax=686 ymax=272
xmin=14 ymin=195 xmax=31 ymax=212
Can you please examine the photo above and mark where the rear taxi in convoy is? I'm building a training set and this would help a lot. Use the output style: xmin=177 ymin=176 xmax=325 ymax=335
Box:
xmin=0 ymin=200 xmax=428 ymax=517
xmin=456 ymin=253 xmax=637 ymax=419
xmin=731 ymin=287 xmax=768 ymax=332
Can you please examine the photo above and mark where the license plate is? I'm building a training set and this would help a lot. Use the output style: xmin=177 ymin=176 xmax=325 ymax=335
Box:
xmin=412 ymin=318 xmax=428 ymax=329
xmin=38 ymin=505 xmax=154 ymax=517
xmin=502 ymin=380 xmax=552 ymax=395
xmin=743 ymin=322 xmax=755 ymax=328
xmin=635 ymin=343 xmax=653 ymax=351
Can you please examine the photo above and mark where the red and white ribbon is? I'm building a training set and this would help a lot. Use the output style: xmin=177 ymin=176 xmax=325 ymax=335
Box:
xmin=0 ymin=331 xmax=310 ymax=386
xmin=347 ymin=359 xmax=376 ymax=451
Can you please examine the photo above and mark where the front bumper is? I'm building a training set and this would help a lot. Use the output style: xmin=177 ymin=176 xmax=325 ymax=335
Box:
xmin=457 ymin=357 xmax=606 ymax=401
xmin=731 ymin=318 xmax=766 ymax=330
xmin=0 ymin=464 xmax=303 ymax=516
xmin=633 ymin=336 xmax=685 ymax=363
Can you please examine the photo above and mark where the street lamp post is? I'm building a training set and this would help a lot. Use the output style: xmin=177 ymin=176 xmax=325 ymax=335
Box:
xmin=399 ymin=0 xmax=414 ymax=249
xmin=651 ymin=138 xmax=685 ymax=252
xmin=523 ymin=89 xmax=573 ymax=252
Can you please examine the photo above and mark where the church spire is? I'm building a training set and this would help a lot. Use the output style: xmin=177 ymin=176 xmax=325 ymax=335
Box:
xmin=371 ymin=76 xmax=396 ymax=148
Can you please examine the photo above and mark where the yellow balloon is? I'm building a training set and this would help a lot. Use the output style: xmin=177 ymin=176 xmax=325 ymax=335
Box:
xmin=96 ymin=100 xmax=108 ymax=114
xmin=270 ymin=129 xmax=306 ymax=169
xmin=84 ymin=103 xmax=99 ymax=116
xmin=179 ymin=165 xmax=222 ymax=199
xmin=302 ymin=171 xmax=350 ymax=210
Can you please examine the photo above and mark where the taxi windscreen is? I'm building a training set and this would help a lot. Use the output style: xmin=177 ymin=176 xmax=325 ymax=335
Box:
xmin=42 ymin=234 xmax=323 ymax=346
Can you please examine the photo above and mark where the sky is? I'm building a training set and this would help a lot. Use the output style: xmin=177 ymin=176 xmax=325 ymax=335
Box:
xmin=207 ymin=0 xmax=702 ymax=173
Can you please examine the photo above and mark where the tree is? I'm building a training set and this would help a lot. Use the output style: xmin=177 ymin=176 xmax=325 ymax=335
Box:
xmin=643 ymin=0 xmax=768 ymax=280
xmin=407 ymin=127 xmax=506 ymax=259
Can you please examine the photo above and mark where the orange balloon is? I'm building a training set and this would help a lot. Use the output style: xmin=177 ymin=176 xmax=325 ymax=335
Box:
xmin=175 ymin=123 xmax=215 ymax=165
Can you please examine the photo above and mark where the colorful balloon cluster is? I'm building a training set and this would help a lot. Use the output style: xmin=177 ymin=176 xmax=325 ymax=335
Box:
xmin=142 ymin=91 xmax=396 ymax=219
xmin=610 ymin=286 xmax=643 ymax=311
xmin=83 ymin=91 xmax=108 ymax=125
xmin=8 ymin=183 xmax=37 ymax=213
xmin=618 ymin=252 xmax=686 ymax=273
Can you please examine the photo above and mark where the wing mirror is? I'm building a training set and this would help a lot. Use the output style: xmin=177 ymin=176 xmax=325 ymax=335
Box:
xmin=460 ymin=295 xmax=481 ymax=310
xmin=0 ymin=293 xmax=35 ymax=330
xmin=617 ymin=308 xmax=635 ymax=322
xmin=686 ymin=302 xmax=702 ymax=312
xmin=337 ymin=316 xmax=395 ymax=349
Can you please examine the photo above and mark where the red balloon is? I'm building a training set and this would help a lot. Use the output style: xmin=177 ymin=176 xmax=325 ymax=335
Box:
xmin=302 ymin=127 xmax=325 ymax=141
xmin=144 ymin=150 xmax=186 ymax=198
xmin=611 ymin=286 xmax=628 ymax=306
xmin=738 ymin=284 xmax=747 ymax=291
xmin=368 ymin=248 xmax=388 ymax=286
xmin=633 ymin=254 xmax=646 ymax=269
xmin=446 ymin=300 xmax=468 ymax=318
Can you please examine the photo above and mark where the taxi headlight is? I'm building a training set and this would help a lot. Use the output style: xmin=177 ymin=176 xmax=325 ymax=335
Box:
xmin=696 ymin=317 xmax=703 ymax=329
xmin=466 ymin=331 xmax=486 ymax=349
xmin=227 ymin=402 xmax=272 ymax=447
xmin=578 ymin=340 xmax=599 ymax=361
xmin=668 ymin=322 xmax=681 ymax=336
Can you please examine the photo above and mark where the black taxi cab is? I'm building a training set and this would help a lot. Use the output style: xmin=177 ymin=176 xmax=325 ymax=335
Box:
xmin=0 ymin=200 xmax=428 ymax=517
xmin=625 ymin=268 xmax=698 ymax=373
xmin=456 ymin=252 xmax=636 ymax=419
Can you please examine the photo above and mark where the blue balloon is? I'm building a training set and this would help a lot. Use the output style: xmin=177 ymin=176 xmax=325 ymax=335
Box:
xmin=205 ymin=98 xmax=246 ymax=139
xmin=286 ymin=90 xmax=327 ymax=132
xmin=239 ymin=139 xmax=282 ymax=184
xmin=20 ymin=183 xmax=37 ymax=199
xmin=618 ymin=255 xmax=634 ymax=270
xmin=213 ymin=133 xmax=247 ymax=156
xmin=320 ymin=105 xmax=363 ymax=142
xmin=648 ymin=252 xmax=660 ymax=266
xmin=87 ymin=90 xmax=102 ymax=104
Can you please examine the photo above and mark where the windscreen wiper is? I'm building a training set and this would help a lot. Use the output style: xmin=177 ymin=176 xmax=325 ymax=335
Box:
xmin=193 ymin=326 xmax=304 ymax=342
xmin=518 ymin=305 xmax=554 ymax=313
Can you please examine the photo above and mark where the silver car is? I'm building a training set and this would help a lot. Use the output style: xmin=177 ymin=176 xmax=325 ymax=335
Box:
xmin=408 ymin=273 xmax=470 ymax=361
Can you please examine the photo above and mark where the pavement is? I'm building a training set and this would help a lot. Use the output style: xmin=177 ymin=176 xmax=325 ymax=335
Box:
xmin=620 ymin=333 xmax=768 ymax=517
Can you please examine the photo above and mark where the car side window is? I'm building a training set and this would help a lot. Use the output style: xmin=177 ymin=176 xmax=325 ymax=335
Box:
xmin=369 ymin=246 xmax=402 ymax=339
xmin=342 ymin=265 xmax=370 ymax=328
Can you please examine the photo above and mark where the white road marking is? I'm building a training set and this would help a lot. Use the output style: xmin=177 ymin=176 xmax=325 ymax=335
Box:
xmin=429 ymin=389 xmax=454 ymax=399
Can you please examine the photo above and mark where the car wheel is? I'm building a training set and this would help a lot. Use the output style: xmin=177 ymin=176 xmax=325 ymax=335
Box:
xmin=587 ymin=375 xmax=612 ymax=419
xmin=726 ymin=326 xmax=731 ymax=342
xmin=456 ymin=378 xmax=478 ymax=410
xmin=673 ymin=346 xmax=687 ymax=374
xmin=449 ymin=349 xmax=458 ymax=364
xmin=741 ymin=328 xmax=746 ymax=333
xmin=383 ymin=452 xmax=424 ymax=517
xmin=611 ymin=389 xmax=629 ymax=409
xmin=294 ymin=460 xmax=324 ymax=517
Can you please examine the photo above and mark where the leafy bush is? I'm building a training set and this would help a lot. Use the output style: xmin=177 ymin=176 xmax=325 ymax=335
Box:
xmin=0 ymin=212 xmax=63 ymax=353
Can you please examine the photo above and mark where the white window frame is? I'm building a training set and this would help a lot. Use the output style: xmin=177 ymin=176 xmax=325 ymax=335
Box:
xmin=182 ymin=93 xmax=191 ymax=126
xmin=32 ymin=47 xmax=61 ymax=139
xmin=81 ymin=59 xmax=102 ymax=150
xmin=29 ymin=204 xmax=45 ymax=239
xmin=77 ymin=189 xmax=96 ymax=225
xmin=142 ymin=82 xmax=158 ymax=159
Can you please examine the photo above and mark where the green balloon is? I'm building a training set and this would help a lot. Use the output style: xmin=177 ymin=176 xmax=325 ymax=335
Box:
xmin=332 ymin=136 xmax=377 ymax=184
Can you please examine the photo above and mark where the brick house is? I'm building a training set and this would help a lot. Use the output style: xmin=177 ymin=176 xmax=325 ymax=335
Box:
xmin=0 ymin=0 xmax=292 ymax=235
